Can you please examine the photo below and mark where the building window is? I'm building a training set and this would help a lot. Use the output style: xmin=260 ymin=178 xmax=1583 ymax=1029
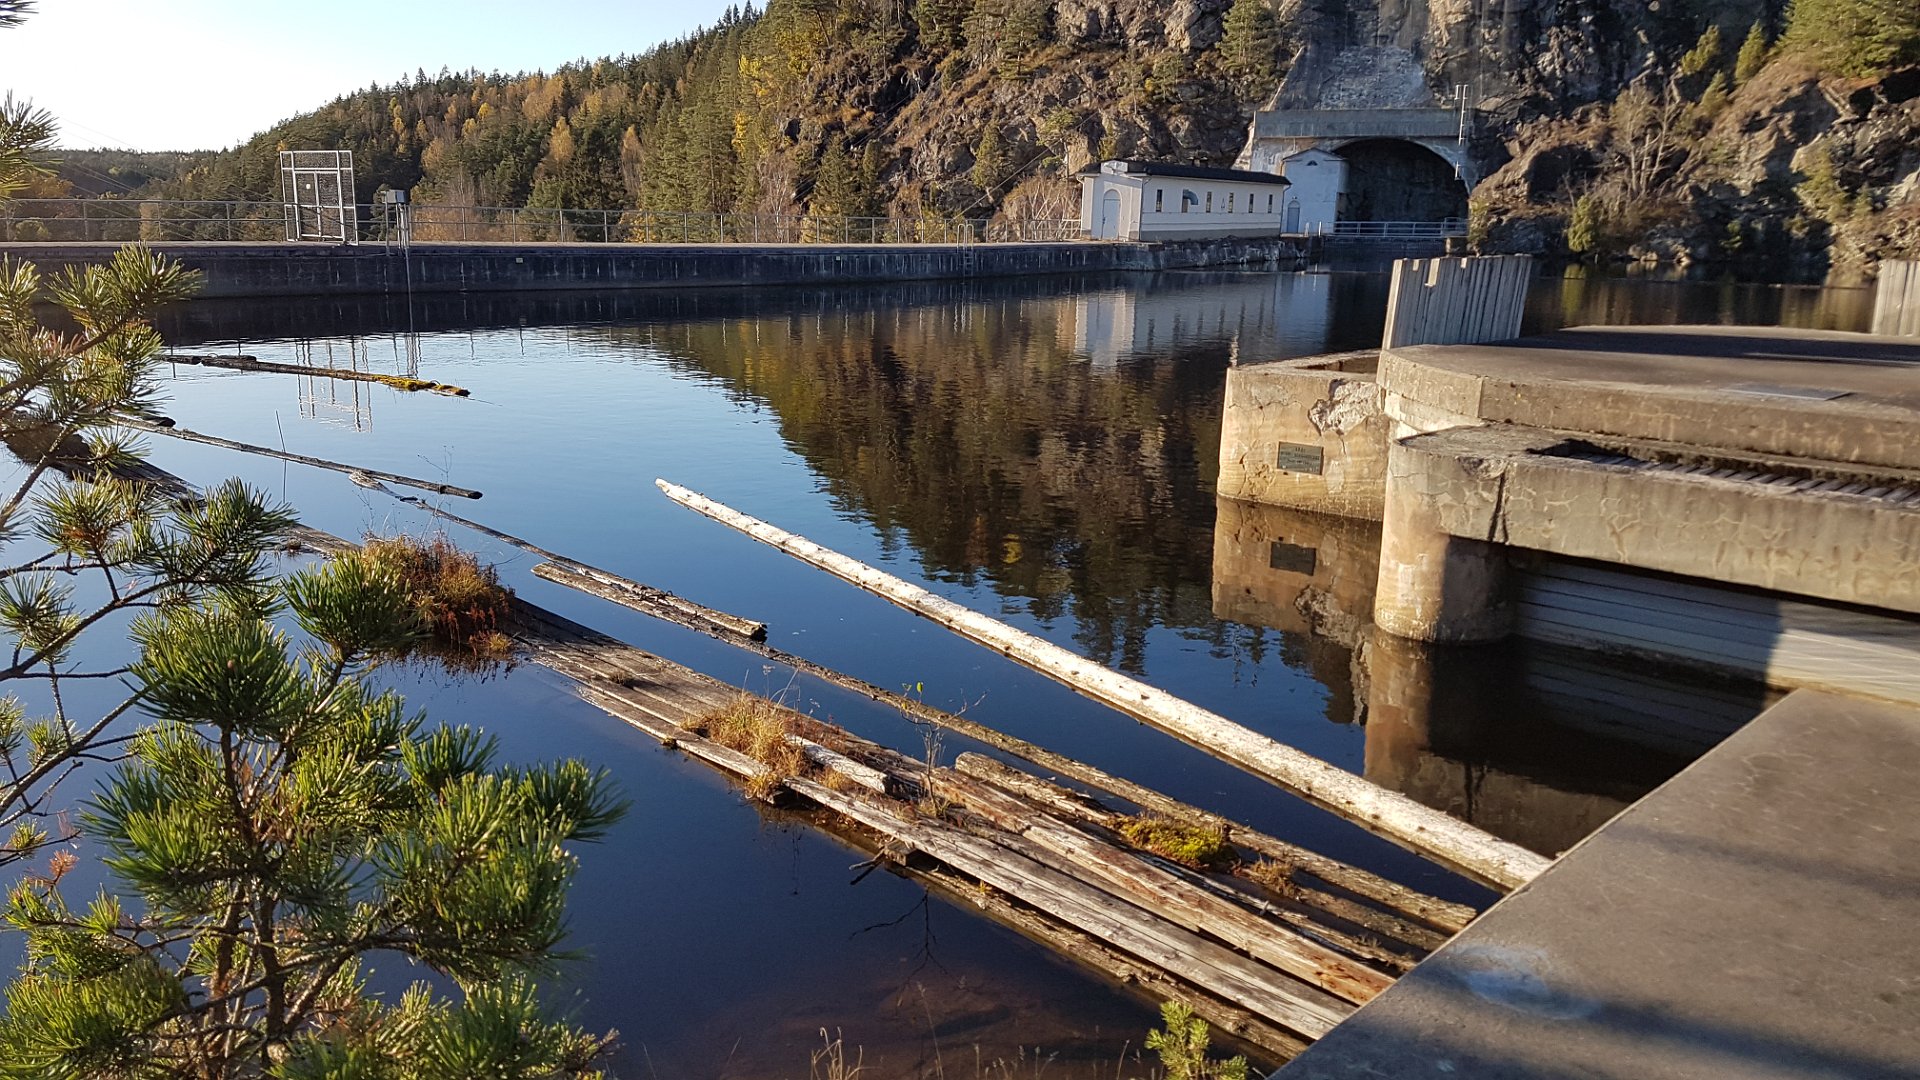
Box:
xmin=1267 ymin=194 xmax=1274 ymax=212
xmin=1228 ymin=192 xmax=1236 ymax=213
xmin=1155 ymin=188 xmax=1164 ymax=213
xmin=1205 ymin=192 xmax=1213 ymax=213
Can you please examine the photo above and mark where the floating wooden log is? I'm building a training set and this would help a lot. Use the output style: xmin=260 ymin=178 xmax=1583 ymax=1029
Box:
xmin=656 ymin=478 xmax=1550 ymax=893
xmin=551 ymin=667 xmax=1345 ymax=1051
xmin=789 ymin=775 xmax=1357 ymax=1040
xmin=938 ymin=769 xmax=1395 ymax=1005
xmin=885 ymin=837 xmax=1308 ymax=1062
xmin=529 ymin=563 xmax=765 ymax=641
xmin=160 ymin=353 xmax=470 ymax=396
xmin=530 ymin=559 xmax=1473 ymax=934
xmin=954 ymin=753 xmax=1447 ymax=955
xmin=120 ymin=419 xmax=482 ymax=499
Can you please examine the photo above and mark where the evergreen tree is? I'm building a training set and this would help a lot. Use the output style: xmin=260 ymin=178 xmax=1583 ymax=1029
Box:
xmin=972 ymin=119 xmax=1008 ymax=196
xmin=1218 ymin=0 xmax=1283 ymax=98
xmin=914 ymin=0 xmax=971 ymax=52
xmin=1678 ymin=24 xmax=1725 ymax=80
xmin=857 ymin=142 xmax=885 ymax=218
xmin=0 ymin=15 xmax=627 ymax=1067
xmin=0 ymin=549 xmax=626 ymax=1077
xmin=0 ymin=93 xmax=55 ymax=201
xmin=810 ymin=134 xmax=859 ymax=216
xmin=1566 ymin=192 xmax=1605 ymax=256
xmin=1734 ymin=22 xmax=1772 ymax=86
xmin=1785 ymin=0 xmax=1920 ymax=77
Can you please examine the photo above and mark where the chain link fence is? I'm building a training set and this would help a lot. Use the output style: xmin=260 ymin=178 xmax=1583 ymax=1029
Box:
xmin=0 ymin=200 xmax=1084 ymax=246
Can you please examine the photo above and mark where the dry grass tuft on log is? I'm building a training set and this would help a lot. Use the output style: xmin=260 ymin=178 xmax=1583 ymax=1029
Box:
xmin=363 ymin=534 xmax=515 ymax=663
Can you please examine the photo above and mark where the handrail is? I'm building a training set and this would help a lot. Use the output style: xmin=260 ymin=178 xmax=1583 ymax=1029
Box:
xmin=0 ymin=198 xmax=1083 ymax=246
xmin=1328 ymin=219 xmax=1468 ymax=239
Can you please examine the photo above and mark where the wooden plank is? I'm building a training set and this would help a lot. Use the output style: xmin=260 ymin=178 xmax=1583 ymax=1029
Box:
xmin=1383 ymin=256 xmax=1533 ymax=349
xmin=789 ymin=776 xmax=1359 ymax=1040
xmin=938 ymin=770 xmax=1396 ymax=1005
xmin=1527 ymin=562 xmax=1920 ymax=644
xmin=954 ymin=753 xmax=1456 ymax=952
xmin=160 ymin=352 xmax=471 ymax=396
xmin=658 ymin=479 xmax=1549 ymax=892
xmin=521 ymin=562 xmax=1476 ymax=931
xmin=896 ymin=845 xmax=1310 ymax=1062
xmin=1518 ymin=582 xmax=1920 ymax=658
xmin=1519 ymin=573 xmax=1920 ymax=662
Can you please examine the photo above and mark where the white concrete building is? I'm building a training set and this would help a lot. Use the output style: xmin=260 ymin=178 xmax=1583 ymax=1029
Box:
xmin=1079 ymin=160 xmax=1290 ymax=241
xmin=1275 ymin=147 xmax=1347 ymax=234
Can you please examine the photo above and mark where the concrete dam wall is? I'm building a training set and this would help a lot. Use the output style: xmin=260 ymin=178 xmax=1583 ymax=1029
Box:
xmin=0 ymin=239 xmax=1301 ymax=300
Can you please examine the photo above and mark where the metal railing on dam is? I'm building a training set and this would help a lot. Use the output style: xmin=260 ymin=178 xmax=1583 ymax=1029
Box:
xmin=1330 ymin=219 xmax=1467 ymax=239
xmin=0 ymin=199 xmax=1083 ymax=246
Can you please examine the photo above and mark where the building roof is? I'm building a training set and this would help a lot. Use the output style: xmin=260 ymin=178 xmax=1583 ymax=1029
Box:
xmin=1080 ymin=160 xmax=1291 ymax=187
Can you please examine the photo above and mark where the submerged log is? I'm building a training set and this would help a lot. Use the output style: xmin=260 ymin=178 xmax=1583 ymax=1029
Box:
xmin=560 ymin=669 xmax=1354 ymax=1045
xmin=532 ymin=560 xmax=1473 ymax=934
xmin=894 ymin=843 xmax=1308 ymax=1062
xmin=121 ymin=419 xmax=482 ymax=499
xmin=954 ymin=754 xmax=1448 ymax=954
xmin=789 ymin=775 xmax=1357 ymax=1040
xmin=160 ymin=353 xmax=470 ymax=396
xmin=530 ymin=563 xmax=765 ymax=641
xmin=656 ymin=478 xmax=1549 ymax=893
xmin=938 ymin=770 xmax=1395 ymax=1005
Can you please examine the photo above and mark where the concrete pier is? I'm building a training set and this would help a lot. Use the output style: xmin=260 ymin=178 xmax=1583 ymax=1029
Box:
xmin=1222 ymin=323 xmax=1920 ymax=665
xmin=1280 ymin=688 xmax=1920 ymax=1080
xmin=1217 ymin=352 xmax=1390 ymax=518
xmin=0 ymin=237 xmax=1299 ymax=299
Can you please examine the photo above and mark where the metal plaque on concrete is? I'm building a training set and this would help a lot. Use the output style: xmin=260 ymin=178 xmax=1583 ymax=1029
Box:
xmin=1275 ymin=441 xmax=1325 ymax=475
xmin=1270 ymin=541 xmax=1318 ymax=576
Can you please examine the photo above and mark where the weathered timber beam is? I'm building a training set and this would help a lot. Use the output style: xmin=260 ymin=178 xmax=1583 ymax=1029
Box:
xmin=938 ymin=769 xmax=1395 ymax=1005
xmin=893 ymin=844 xmax=1307 ymax=1062
xmin=953 ymin=754 xmax=1438 ymax=960
xmin=121 ymin=418 xmax=482 ymax=499
xmin=531 ymin=559 xmax=1473 ymax=932
xmin=160 ymin=353 xmax=471 ymax=396
xmin=656 ymin=478 xmax=1550 ymax=892
xmin=788 ymin=775 xmax=1357 ymax=1040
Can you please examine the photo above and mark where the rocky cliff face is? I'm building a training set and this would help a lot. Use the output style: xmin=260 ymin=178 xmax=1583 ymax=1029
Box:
xmin=1469 ymin=58 xmax=1920 ymax=270
xmin=851 ymin=0 xmax=1262 ymax=216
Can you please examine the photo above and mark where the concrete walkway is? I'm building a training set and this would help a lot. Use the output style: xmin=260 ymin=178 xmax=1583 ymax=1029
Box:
xmin=1380 ymin=325 xmax=1920 ymax=469
xmin=1278 ymin=688 xmax=1920 ymax=1080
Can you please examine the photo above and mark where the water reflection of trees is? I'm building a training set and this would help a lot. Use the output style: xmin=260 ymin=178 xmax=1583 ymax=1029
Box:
xmin=602 ymin=298 xmax=1236 ymax=674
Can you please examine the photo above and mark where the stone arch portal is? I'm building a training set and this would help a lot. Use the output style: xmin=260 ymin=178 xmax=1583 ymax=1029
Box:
xmin=1329 ymin=138 xmax=1470 ymax=224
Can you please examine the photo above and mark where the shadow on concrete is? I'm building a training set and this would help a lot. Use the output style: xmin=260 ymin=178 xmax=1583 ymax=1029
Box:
xmin=1281 ymin=969 xmax=1920 ymax=1080
xmin=1519 ymin=326 xmax=1920 ymax=367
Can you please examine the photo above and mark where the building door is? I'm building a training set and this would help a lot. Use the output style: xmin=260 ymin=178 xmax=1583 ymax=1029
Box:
xmin=1099 ymin=191 xmax=1121 ymax=240
xmin=1285 ymin=199 xmax=1302 ymax=233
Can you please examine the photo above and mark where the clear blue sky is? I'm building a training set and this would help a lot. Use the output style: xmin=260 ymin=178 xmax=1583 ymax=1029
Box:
xmin=0 ymin=0 xmax=744 ymax=152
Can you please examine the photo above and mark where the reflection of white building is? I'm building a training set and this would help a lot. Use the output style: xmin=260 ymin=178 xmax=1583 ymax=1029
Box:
xmin=1065 ymin=272 xmax=1336 ymax=367
xmin=1078 ymin=160 xmax=1290 ymax=241
xmin=1275 ymin=148 xmax=1346 ymax=234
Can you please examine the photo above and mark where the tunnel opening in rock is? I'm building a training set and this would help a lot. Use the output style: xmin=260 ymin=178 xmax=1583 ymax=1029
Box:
xmin=1335 ymin=139 xmax=1470 ymax=223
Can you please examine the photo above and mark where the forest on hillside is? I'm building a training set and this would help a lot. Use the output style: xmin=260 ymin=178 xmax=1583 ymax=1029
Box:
xmin=23 ymin=0 xmax=1920 ymax=264
xmin=87 ymin=1 xmax=1290 ymax=229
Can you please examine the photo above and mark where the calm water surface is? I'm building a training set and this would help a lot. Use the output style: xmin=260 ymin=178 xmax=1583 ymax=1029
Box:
xmin=52 ymin=266 xmax=1862 ymax=1076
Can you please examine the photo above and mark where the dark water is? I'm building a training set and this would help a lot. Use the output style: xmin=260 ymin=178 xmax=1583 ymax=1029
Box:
xmin=12 ymin=266 xmax=1867 ymax=1077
